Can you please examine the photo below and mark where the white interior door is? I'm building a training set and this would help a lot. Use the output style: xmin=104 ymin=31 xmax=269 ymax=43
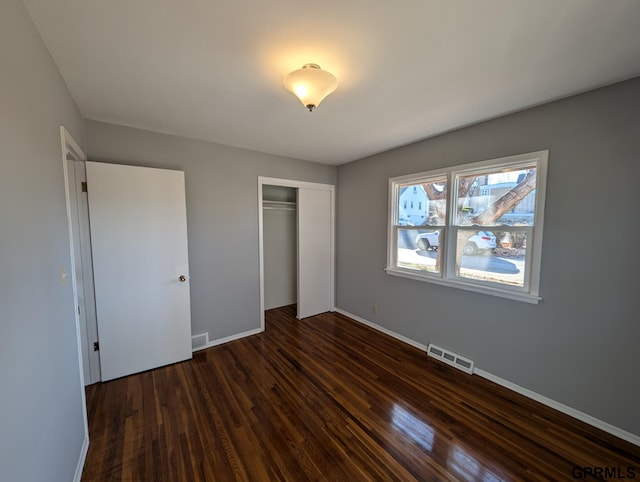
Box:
xmin=74 ymin=161 xmax=102 ymax=383
xmin=86 ymin=162 xmax=192 ymax=381
xmin=297 ymin=187 xmax=333 ymax=319
xmin=65 ymin=157 xmax=101 ymax=384
xmin=65 ymin=157 xmax=90 ymax=381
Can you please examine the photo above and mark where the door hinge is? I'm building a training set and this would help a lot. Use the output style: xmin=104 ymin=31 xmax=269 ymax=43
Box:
xmin=93 ymin=341 xmax=99 ymax=351
xmin=81 ymin=181 xmax=88 ymax=193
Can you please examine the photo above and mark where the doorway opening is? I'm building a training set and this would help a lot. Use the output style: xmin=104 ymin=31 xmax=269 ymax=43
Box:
xmin=258 ymin=177 xmax=335 ymax=327
xmin=262 ymin=185 xmax=297 ymax=311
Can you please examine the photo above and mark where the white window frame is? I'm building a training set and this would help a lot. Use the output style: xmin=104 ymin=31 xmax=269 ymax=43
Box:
xmin=386 ymin=150 xmax=548 ymax=304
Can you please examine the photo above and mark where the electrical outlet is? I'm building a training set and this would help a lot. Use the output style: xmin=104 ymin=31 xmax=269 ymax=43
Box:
xmin=372 ymin=304 xmax=377 ymax=314
xmin=60 ymin=266 xmax=68 ymax=287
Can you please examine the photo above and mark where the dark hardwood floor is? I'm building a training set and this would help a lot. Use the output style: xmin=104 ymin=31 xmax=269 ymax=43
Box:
xmin=82 ymin=305 xmax=639 ymax=481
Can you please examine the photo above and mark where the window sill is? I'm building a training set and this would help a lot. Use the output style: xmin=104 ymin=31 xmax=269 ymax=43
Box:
xmin=385 ymin=267 xmax=542 ymax=304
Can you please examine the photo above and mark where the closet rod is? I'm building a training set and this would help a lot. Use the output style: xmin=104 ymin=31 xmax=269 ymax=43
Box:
xmin=263 ymin=206 xmax=296 ymax=211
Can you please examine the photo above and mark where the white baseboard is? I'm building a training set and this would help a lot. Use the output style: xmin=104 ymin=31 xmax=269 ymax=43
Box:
xmin=334 ymin=308 xmax=427 ymax=352
xmin=194 ymin=327 xmax=264 ymax=352
xmin=334 ymin=308 xmax=640 ymax=448
xmin=73 ymin=436 xmax=89 ymax=482
xmin=473 ymin=369 xmax=640 ymax=447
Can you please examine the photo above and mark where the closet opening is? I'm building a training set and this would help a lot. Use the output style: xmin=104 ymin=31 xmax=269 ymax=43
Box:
xmin=262 ymin=185 xmax=298 ymax=312
xmin=258 ymin=177 xmax=335 ymax=327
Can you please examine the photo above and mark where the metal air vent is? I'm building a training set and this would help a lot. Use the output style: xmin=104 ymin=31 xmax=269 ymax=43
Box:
xmin=427 ymin=343 xmax=474 ymax=374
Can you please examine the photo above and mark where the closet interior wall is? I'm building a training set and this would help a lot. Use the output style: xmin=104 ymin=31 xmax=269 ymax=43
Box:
xmin=262 ymin=185 xmax=297 ymax=310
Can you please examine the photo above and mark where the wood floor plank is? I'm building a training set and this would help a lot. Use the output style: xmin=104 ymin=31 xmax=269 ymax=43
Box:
xmin=82 ymin=305 xmax=640 ymax=481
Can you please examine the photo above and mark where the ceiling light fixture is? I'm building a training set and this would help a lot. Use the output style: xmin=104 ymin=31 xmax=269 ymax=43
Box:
xmin=283 ymin=64 xmax=337 ymax=112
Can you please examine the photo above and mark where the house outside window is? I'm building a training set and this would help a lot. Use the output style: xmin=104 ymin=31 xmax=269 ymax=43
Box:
xmin=386 ymin=150 xmax=548 ymax=303
xmin=398 ymin=184 xmax=429 ymax=226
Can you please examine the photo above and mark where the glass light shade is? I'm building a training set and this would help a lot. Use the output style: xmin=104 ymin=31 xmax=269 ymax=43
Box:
xmin=283 ymin=64 xmax=338 ymax=111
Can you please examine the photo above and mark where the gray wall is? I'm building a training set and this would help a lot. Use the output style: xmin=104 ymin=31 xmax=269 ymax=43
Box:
xmin=0 ymin=1 xmax=87 ymax=481
xmin=336 ymin=77 xmax=640 ymax=437
xmin=85 ymin=121 xmax=336 ymax=340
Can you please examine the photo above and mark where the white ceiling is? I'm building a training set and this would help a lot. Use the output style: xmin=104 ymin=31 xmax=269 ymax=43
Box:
xmin=23 ymin=0 xmax=640 ymax=165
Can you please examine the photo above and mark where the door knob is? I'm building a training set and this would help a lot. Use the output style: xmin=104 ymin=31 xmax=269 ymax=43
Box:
xmin=178 ymin=275 xmax=187 ymax=282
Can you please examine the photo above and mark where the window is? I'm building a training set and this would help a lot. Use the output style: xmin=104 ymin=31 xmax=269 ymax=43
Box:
xmin=386 ymin=151 xmax=548 ymax=303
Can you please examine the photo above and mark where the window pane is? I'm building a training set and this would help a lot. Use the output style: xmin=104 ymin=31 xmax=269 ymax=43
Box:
xmin=456 ymin=166 xmax=536 ymax=226
xmin=397 ymin=228 xmax=442 ymax=274
xmin=398 ymin=179 xmax=447 ymax=226
xmin=455 ymin=229 xmax=528 ymax=287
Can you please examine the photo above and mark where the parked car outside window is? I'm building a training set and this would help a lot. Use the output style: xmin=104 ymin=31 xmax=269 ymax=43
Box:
xmin=463 ymin=231 xmax=496 ymax=255
xmin=415 ymin=231 xmax=439 ymax=251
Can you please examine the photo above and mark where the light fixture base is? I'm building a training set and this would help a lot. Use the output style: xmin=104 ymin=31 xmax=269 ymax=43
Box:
xmin=305 ymin=104 xmax=316 ymax=112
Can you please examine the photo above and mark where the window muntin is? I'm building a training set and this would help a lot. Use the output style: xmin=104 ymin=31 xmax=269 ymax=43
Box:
xmin=387 ymin=151 xmax=547 ymax=303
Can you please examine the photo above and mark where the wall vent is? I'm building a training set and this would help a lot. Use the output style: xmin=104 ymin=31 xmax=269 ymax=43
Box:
xmin=191 ymin=333 xmax=209 ymax=351
xmin=427 ymin=343 xmax=474 ymax=374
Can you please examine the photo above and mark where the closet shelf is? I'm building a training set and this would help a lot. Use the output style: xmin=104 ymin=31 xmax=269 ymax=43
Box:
xmin=263 ymin=200 xmax=296 ymax=206
xmin=263 ymin=200 xmax=296 ymax=211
